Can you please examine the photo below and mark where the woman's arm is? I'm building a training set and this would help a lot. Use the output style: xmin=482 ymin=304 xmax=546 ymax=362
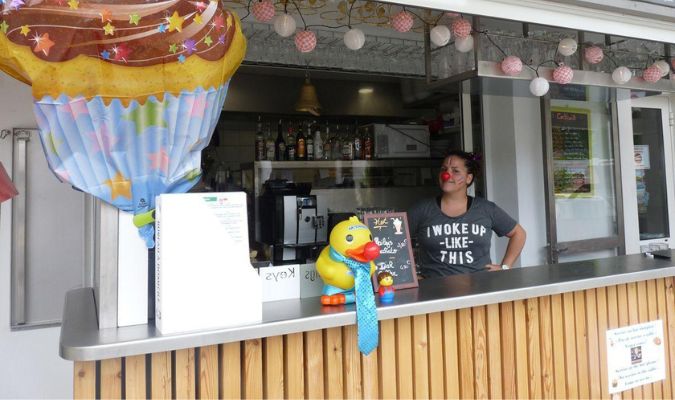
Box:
xmin=485 ymin=224 xmax=527 ymax=271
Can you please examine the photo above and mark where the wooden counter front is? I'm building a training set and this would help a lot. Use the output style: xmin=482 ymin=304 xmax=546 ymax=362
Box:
xmin=72 ymin=276 xmax=675 ymax=399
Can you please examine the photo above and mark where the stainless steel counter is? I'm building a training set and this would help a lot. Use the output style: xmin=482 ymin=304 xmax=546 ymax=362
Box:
xmin=60 ymin=252 xmax=675 ymax=361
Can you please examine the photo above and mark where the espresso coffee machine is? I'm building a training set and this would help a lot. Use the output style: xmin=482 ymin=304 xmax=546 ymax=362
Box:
xmin=259 ymin=180 xmax=327 ymax=264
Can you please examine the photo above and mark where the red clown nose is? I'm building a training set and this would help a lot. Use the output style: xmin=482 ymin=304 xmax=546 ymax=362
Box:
xmin=441 ymin=172 xmax=451 ymax=182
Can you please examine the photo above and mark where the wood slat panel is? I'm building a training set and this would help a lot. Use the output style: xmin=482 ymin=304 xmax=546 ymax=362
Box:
xmin=526 ymin=299 xmax=542 ymax=399
xmin=263 ymin=336 xmax=284 ymax=399
xmin=473 ymin=306 xmax=489 ymax=400
xmin=428 ymin=312 xmax=445 ymax=399
xmin=627 ymin=282 xmax=642 ymax=400
xmin=219 ymin=342 xmax=241 ymax=400
xmin=199 ymin=345 xmax=219 ymax=399
xmin=486 ymin=303 xmax=503 ymax=399
xmin=412 ymin=314 xmax=430 ymax=399
xmin=100 ymin=358 xmax=122 ymax=399
xmin=379 ymin=319 xmax=397 ymax=399
xmin=664 ymin=278 xmax=675 ymax=398
xmin=513 ymin=300 xmax=529 ymax=399
xmin=125 ymin=355 xmax=147 ymax=400
xmin=573 ymin=291 xmax=589 ymax=399
xmin=596 ymin=287 xmax=610 ymax=400
xmin=342 ymin=324 xmax=362 ymax=399
xmin=174 ymin=349 xmax=195 ymax=400
xmin=443 ymin=310 xmax=460 ymax=400
xmin=616 ymin=284 xmax=633 ymax=400
xmin=656 ymin=279 xmax=673 ymax=400
xmin=243 ymin=339 xmax=263 ymax=400
xmin=458 ymin=308 xmax=475 ymax=399
xmin=538 ymin=296 xmax=554 ymax=399
xmin=324 ymin=327 xmax=344 ymax=399
xmin=73 ymin=361 xmax=96 ymax=400
xmin=562 ymin=292 xmax=578 ymax=399
xmin=396 ymin=316 xmax=414 ymax=399
xmin=636 ymin=281 xmax=653 ymax=399
xmin=361 ymin=345 xmax=379 ymax=399
xmin=500 ymin=302 xmax=517 ymax=399
xmin=284 ymin=332 xmax=304 ymax=399
xmin=646 ymin=279 xmax=663 ymax=399
xmin=550 ymin=294 xmax=567 ymax=399
xmin=151 ymin=352 xmax=172 ymax=400
xmin=304 ymin=330 xmax=324 ymax=399
xmin=585 ymin=289 xmax=601 ymax=400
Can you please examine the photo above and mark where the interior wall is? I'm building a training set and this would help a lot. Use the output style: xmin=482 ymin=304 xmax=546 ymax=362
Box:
xmin=0 ymin=76 xmax=72 ymax=398
xmin=482 ymin=85 xmax=547 ymax=267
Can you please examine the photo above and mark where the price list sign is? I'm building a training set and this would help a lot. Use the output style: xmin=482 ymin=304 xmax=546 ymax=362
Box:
xmin=363 ymin=212 xmax=419 ymax=291
xmin=551 ymin=107 xmax=593 ymax=197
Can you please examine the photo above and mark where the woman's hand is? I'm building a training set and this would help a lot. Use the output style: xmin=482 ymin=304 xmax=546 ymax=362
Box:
xmin=485 ymin=264 xmax=502 ymax=271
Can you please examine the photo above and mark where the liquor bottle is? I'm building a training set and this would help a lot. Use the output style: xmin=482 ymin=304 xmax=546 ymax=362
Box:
xmin=313 ymin=127 xmax=323 ymax=161
xmin=331 ymin=125 xmax=342 ymax=160
xmin=322 ymin=125 xmax=331 ymax=160
xmin=296 ymin=123 xmax=306 ymax=160
xmin=275 ymin=119 xmax=286 ymax=161
xmin=364 ymin=125 xmax=373 ymax=160
xmin=286 ymin=126 xmax=296 ymax=161
xmin=255 ymin=116 xmax=264 ymax=161
xmin=265 ymin=123 xmax=275 ymax=161
xmin=342 ymin=125 xmax=354 ymax=160
xmin=353 ymin=124 xmax=362 ymax=160
xmin=306 ymin=123 xmax=314 ymax=161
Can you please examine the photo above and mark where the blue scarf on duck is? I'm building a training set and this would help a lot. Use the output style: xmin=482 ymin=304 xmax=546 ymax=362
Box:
xmin=329 ymin=246 xmax=379 ymax=355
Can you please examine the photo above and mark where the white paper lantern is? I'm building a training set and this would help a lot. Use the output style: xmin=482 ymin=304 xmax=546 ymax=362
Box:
xmin=558 ymin=38 xmax=577 ymax=56
xmin=654 ymin=60 xmax=670 ymax=77
xmin=529 ymin=77 xmax=550 ymax=97
xmin=344 ymin=28 xmax=365 ymax=50
xmin=274 ymin=13 xmax=296 ymax=37
xmin=430 ymin=25 xmax=451 ymax=47
xmin=611 ymin=66 xmax=632 ymax=84
xmin=454 ymin=35 xmax=473 ymax=53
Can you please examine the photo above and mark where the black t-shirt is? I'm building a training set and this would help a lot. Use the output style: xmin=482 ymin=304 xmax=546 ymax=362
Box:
xmin=407 ymin=196 xmax=517 ymax=277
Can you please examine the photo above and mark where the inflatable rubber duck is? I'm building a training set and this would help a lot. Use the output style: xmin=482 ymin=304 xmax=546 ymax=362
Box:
xmin=317 ymin=216 xmax=381 ymax=305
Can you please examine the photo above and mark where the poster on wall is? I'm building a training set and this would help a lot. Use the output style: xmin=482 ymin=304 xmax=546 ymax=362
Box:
xmin=634 ymin=145 xmax=651 ymax=170
xmin=551 ymin=107 xmax=593 ymax=197
xmin=606 ymin=320 xmax=666 ymax=394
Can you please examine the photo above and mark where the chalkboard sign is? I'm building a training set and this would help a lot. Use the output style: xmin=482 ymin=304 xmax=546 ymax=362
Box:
xmin=551 ymin=107 xmax=593 ymax=197
xmin=363 ymin=212 xmax=418 ymax=291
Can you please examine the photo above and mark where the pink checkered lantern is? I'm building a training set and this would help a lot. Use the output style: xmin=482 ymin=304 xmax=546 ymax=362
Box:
xmin=252 ymin=0 xmax=275 ymax=22
xmin=451 ymin=18 xmax=472 ymax=39
xmin=642 ymin=65 xmax=662 ymax=83
xmin=295 ymin=30 xmax=317 ymax=53
xmin=500 ymin=56 xmax=523 ymax=76
xmin=584 ymin=46 xmax=604 ymax=64
xmin=553 ymin=64 xmax=574 ymax=84
xmin=391 ymin=10 xmax=414 ymax=33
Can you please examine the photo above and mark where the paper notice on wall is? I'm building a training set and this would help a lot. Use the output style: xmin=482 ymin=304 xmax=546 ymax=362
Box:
xmin=606 ymin=320 xmax=666 ymax=394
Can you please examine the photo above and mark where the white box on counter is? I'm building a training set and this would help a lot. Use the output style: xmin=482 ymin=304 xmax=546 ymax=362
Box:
xmin=260 ymin=264 xmax=300 ymax=302
xmin=117 ymin=210 xmax=149 ymax=327
xmin=155 ymin=192 xmax=262 ymax=335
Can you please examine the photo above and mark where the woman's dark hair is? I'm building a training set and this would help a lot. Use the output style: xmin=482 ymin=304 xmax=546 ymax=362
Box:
xmin=444 ymin=150 xmax=481 ymax=187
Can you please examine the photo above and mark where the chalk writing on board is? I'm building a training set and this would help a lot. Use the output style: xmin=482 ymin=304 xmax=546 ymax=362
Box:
xmin=363 ymin=212 xmax=419 ymax=291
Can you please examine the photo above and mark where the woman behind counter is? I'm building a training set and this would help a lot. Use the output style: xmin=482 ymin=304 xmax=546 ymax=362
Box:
xmin=408 ymin=150 xmax=526 ymax=277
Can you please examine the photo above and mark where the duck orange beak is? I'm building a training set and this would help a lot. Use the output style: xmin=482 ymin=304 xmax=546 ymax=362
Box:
xmin=346 ymin=241 xmax=381 ymax=262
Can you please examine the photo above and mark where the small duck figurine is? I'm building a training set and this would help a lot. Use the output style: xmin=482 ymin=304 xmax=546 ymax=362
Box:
xmin=377 ymin=272 xmax=395 ymax=303
xmin=317 ymin=216 xmax=381 ymax=305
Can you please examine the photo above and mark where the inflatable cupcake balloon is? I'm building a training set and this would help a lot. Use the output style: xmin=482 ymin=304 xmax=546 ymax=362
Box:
xmin=0 ymin=0 xmax=246 ymax=247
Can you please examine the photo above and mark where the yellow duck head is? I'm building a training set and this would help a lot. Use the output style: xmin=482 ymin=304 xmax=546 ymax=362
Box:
xmin=316 ymin=216 xmax=381 ymax=290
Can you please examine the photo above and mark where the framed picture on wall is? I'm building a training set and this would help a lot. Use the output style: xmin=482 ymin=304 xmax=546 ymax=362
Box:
xmin=551 ymin=107 xmax=594 ymax=198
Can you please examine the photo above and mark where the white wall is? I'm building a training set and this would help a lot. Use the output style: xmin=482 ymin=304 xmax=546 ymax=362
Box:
xmin=483 ymin=87 xmax=548 ymax=267
xmin=0 ymin=76 xmax=72 ymax=398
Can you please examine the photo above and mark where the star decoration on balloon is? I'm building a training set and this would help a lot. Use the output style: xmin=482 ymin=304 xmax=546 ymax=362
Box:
xmin=0 ymin=21 xmax=9 ymax=34
xmin=87 ymin=128 xmax=119 ymax=155
xmin=194 ymin=13 xmax=203 ymax=25
xmin=9 ymin=0 xmax=24 ymax=10
xmin=129 ymin=13 xmax=141 ymax=25
xmin=32 ymin=33 xmax=55 ymax=56
xmin=167 ymin=11 xmax=185 ymax=32
xmin=169 ymin=43 xmax=178 ymax=54
xmin=157 ymin=24 xmax=167 ymax=33
xmin=19 ymin=25 xmax=30 ymax=36
xmin=204 ymin=36 xmax=213 ymax=46
xmin=123 ymin=100 xmax=167 ymax=133
xmin=67 ymin=0 xmax=78 ymax=10
xmin=183 ymin=39 xmax=197 ymax=55
xmin=103 ymin=22 xmax=115 ymax=35
xmin=100 ymin=50 xmax=110 ymax=59
xmin=112 ymin=43 xmax=131 ymax=62
xmin=178 ymin=54 xmax=186 ymax=63
xmin=103 ymin=171 xmax=132 ymax=200
xmin=212 ymin=14 xmax=225 ymax=31
xmin=99 ymin=9 xmax=112 ymax=23
xmin=191 ymin=1 xmax=208 ymax=12
xmin=148 ymin=149 xmax=169 ymax=172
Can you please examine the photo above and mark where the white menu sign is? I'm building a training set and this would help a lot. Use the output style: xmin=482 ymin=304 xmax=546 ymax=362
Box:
xmin=606 ymin=320 xmax=666 ymax=394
